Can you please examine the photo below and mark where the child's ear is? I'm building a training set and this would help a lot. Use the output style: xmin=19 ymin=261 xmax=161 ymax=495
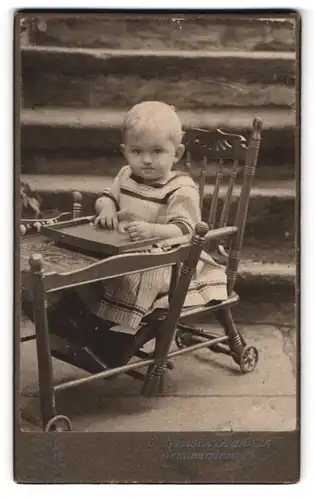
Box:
xmin=174 ymin=144 xmax=185 ymax=164
xmin=120 ymin=144 xmax=126 ymax=158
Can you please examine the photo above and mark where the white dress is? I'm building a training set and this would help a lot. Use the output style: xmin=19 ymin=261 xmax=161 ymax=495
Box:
xmin=78 ymin=166 xmax=228 ymax=330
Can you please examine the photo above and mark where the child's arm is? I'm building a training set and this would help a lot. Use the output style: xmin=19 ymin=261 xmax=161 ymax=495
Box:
xmin=126 ymin=221 xmax=182 ymax=241
xmin=94 ymin=197 xmax=118 ymax=229
xmin=94 ymin=166 xmax=128 ymax=229
xmin=95 ymin=195 xmax=117 ymax=215
xmin=126 ymin=184 xmax=201 ymax=241
xmin=165 ymin=185 xmax=202 ymax=234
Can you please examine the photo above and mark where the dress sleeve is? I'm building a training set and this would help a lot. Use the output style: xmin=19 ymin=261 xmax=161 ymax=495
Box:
xmin=101 ymin=165 xmax=129 ymax=210
xmin=165 ymin=185 xmax=201 ymax=234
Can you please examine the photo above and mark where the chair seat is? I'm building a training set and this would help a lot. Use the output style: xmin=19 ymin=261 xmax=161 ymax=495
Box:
xmin=144 ymin=291 xmax=239 ymax=323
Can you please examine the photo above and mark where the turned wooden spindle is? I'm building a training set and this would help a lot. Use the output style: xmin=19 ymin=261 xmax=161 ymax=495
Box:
xmin=72 ymin=191 xmax=83 ymax=219
xmin=29 ymin=253 xmax=57 ymax=429
xmin=199 ymin=157 xmax=207 ymax=211
xmin=29 ymin=253 xmax=44 ymax=271
xmin=244 ymin=117 xmax=263 ymax=174
xmin=185 ymin=150 xmax=192 ymax=174
xmin=219 ymin=159 xmax=239 ymax=229
xmin=208 ymin=158 xmax=224 ymax=230
xmin=227 ymin=117 xmax=262 ymax=295
xmin=142 ymin=222 xmax=208 ymax=397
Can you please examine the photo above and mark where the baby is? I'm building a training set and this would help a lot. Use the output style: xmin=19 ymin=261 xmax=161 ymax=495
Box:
xmin=94 ymin=101 xmax=199 ymax=240
xmin=77 ymin=101 xmax=227 ymax=335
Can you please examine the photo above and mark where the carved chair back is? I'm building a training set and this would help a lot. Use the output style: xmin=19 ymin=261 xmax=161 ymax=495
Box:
xmin=184 ymin=117 xmax=262 ymax=294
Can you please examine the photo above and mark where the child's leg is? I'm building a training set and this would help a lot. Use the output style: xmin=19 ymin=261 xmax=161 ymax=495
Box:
xmin=90 ymin=267 xmax=171 ymax=330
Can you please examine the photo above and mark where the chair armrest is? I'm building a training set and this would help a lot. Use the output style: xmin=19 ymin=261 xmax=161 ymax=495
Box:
xmin=157 ymin=234 xmax=191 ymax=248
xmin=203 ymin=226 xmax=238 ymax=252
xmin=127 ymin=226 xmax=238 ymax=254
xmin=205 ymin=226 xmax=238 ymax=241
xmin=120 ymin=234 xmax=191 ymax=254
xmin=155 ymin=226 xmax=238 ymax=251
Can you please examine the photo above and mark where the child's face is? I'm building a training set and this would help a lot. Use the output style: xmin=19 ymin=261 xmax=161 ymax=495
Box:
xmin=122 ymin=129 xmax=185 ymax=183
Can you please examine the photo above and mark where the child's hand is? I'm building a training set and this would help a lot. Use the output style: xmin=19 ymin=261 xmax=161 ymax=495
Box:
xmin=117 ymin=208 xmax=136 ymax=222
xmin=94 ymin=206 xmax=118 ymax=230
xmin=125 ymin=221 xmax=155 ymax=241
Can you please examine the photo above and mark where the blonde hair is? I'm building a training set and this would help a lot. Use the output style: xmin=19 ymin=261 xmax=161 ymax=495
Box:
xmin=122 ymin=101 xmax=183 ymax=147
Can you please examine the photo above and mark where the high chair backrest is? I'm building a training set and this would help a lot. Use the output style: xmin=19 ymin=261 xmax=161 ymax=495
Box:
xmin=184 ymin=117 xmax=262 ymax=294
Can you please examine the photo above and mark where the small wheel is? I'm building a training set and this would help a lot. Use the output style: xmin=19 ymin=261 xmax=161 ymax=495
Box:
xmin=175 ymin=329 xmax=186 ymax=349
xmin=239 ymin=346 xmax=258 ymax=373
xmin=44 ymin=414 xmax=72 ymax=432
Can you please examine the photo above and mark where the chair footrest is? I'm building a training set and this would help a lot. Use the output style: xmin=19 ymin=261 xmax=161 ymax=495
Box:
xmin=50 ymin=320 xmax=157 ymax=371
xmin=50 ymin=335 xmax=107 ymax=374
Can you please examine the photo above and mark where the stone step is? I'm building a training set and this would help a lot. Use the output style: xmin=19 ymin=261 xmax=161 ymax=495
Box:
xmin=21 ymin=107 xmax=296 ymax=167
xmin=20 ymin=15 xmax=296 ymax=52
xmin=22 ymin=153 xmax=295 ymax=181
xmin=21 ymin=46 xmax=296 ymax=85
xmin=21 ymin=174 xmax=296 ymax=248
xmin=23 ymin=70 xmax=295 ymax=110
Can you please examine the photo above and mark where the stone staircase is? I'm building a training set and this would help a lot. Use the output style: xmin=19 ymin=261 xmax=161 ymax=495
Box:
xmin=19 ymin=14 xmax=297 ymax=325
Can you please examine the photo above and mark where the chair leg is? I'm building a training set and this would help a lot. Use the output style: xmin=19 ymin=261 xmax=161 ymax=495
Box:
xmin=214 ymin=307 xmax=259 ymax=373
xmin=141 ymin=361 xmax=167 ymax=397
xmin=214 ymin=307 xmax=245 ymax=356
xmin=29 ymin=255 xmax=72 ymax=432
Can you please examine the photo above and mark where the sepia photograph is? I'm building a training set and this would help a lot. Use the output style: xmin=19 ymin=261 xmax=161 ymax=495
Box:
xmin=15 ymin=10 xmax=299 ymax=483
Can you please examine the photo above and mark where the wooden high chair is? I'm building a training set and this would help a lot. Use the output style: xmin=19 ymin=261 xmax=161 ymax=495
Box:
xmin=20 ymin=117 xmax=262 ymax=431
xmin=142 ymin=116 xmax=263 ymax=394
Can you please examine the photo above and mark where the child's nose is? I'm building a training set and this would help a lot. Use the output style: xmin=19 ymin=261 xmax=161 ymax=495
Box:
xmin=143 ymin=154 xmax=152 ymax=165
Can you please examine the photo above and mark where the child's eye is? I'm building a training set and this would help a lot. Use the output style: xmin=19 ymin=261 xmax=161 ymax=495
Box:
xmin=132 ymin=149 xmax=141 ymax=154
xmin=153 ymin=148 xmax=164 ymax=154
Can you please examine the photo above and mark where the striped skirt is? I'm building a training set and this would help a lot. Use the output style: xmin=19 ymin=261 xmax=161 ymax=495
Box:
xmin=78 ymin=255 xmax=228 ymax=330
